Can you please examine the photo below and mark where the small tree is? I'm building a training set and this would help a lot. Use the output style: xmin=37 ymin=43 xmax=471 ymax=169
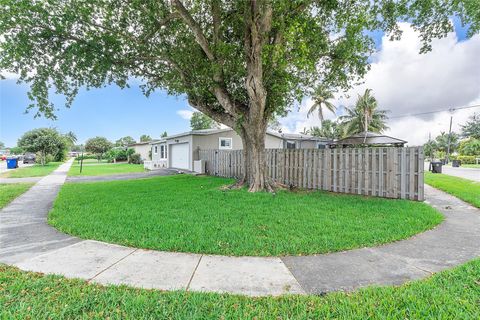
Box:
xmin=139 ymin=134 xmax=151 ymax=142
xmin=423 ymin=140 xmax=438 ymax=160
xmin=435 ymin=132 xmax=459 ymax=153
xmin=307 ymin=86 xmax=336 ymax=123
xmin=17 ymin=128 xmax=67 ymax=165
xmin=190 ymin=112 xmax=218 ymax=130
xmin=115 ymin=136 xmax=136 ymax=147
xmin=340 ymin=89 xmax=389 ymax=136
xmin=0 ymin=141 xmax=5 ymax=149
xmin=458 ymin=138 xmax=480 ymax=156
xmin=10 ymin=146 xmax=24 ymax=155
xmin=161 ymin=131 xmax=168 ymax=138
xmin=461 ymin=115 xmax=480 ymax=139
xmin=85 ymin=137 xmax=113 ymax=161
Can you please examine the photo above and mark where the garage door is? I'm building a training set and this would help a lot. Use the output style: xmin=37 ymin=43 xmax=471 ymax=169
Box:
xmin=170 ymin=143 xmax=190 ymax=170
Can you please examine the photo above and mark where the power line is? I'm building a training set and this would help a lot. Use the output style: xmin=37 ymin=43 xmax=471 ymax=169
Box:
xmin=388 ymin=104 xmax=480 ymax=119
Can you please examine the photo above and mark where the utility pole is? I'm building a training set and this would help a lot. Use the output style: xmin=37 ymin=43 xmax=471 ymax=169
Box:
xmin=446 ymin=115 xmax=453 ymax=164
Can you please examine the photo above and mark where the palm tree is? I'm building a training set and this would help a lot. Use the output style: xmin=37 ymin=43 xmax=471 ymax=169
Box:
xmin=340 ymin=89 xmax=388 ymax=136
xmin=307 ymin=86 xmax=336 ymax=123
xmin=309 ymin=120 xmax=342 ymax=140
xmin=64 ymin=131 xmax=77 ymax=147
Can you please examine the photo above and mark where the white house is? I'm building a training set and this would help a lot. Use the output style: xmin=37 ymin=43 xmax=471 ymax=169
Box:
xmin=128 ymin=141 xmax=152 ymax=162
xmin=145 ymin=128 xmax=330 ymax=171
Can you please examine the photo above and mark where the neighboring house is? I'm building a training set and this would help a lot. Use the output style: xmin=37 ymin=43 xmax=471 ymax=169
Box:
xmin=330 ymin=131 xmax=407 ymax=148
xmin=129 ymin=141 xmax=153 ymax=161
xmin=146 ymin=128 xmax=330 ymax=171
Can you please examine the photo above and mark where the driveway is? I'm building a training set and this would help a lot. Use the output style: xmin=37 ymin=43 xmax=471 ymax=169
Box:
xmin=441 ymin=166 xmax=480 ymax=182
xmin=424 ymin=162 xmax=480 ymax=182
xmin=0 ymin=160 xmax=34 ymax=175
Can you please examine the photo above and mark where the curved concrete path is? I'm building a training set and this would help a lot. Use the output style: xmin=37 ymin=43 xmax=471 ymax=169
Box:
xmin=1 ymin=159 xmax=479 ymax=297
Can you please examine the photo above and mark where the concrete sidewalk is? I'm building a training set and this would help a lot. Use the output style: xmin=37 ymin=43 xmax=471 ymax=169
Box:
xmin=0 ymin=159 xmax=79 ymax=264
xmin=0 ymin=177 xmax=42 ymax=184
xmin=1 ymin=161 xmax=479 ymax=296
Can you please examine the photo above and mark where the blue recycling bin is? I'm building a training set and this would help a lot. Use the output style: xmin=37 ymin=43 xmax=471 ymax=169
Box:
xmin=6 ymin=157 xmax=18 ymax=169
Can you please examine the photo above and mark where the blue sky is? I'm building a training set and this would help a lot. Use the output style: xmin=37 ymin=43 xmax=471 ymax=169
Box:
xmin=0 ymin=82 xmax=192 ymax=146
xmin=0 ymin=20 xmax=474 ymax=147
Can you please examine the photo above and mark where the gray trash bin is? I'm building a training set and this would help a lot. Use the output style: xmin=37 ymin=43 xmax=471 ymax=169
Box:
xmin=430 ymin=161 xmax=442 ymax=173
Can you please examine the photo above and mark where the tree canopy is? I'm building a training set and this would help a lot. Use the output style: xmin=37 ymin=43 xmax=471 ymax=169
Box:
xmin=458 ymin=137 xmax=480 ymax=156
xmin=85 ymin=137 xmax=113 ymax=159
xmin=115 ymin=136 xmax=136 ymax=147
xmin=17 ymin=128 xmax=68 ymax=165
xmin=340 ymin=89 xmax=388 ymax=135
xmin=461 ymin=115 xmax=480 ymax=139
xmin=1 ymin=0 xmax=478 ymax=191
xmin=307 ymin=86 xmax=336 ymax=123
xmin=139 ymin=134 xmax=152 ymax=142
xmin=190 ymin=111 xmax=218 ymax=130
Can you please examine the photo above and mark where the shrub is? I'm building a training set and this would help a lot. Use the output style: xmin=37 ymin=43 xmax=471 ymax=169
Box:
xmin=54 ymin=149 xmax=68 ymax=162
xmin=456 ymin=155 xmax=478 ymax=164
xmin=105 ymin=148 xmax=135 ymax=162
xmin=35 ymin=152 xmax=54 ymax=164
xmin=129 ymin=153 xmax=142 ymax=164
xmin=458 ymin=138 xmax=480 ymax=156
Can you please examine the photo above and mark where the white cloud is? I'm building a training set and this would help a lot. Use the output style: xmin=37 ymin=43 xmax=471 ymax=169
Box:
xmin=279 ymin=22 xmax=480 ymax=144
xmin=1 ymin=71 xmax=20 ymax=80
xmin=177 ymin=109 xmax=194 ymax=120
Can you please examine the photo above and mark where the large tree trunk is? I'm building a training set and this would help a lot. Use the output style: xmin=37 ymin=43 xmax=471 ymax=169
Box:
xmin=238 ymin=121 xmax=271 ymax=192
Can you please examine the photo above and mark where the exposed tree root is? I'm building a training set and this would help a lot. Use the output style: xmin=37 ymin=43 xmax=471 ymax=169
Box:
xmin=227 ymin=178 xmax=247 ymax=190
xmin=222 ymin=178 xmax=289 ymax=194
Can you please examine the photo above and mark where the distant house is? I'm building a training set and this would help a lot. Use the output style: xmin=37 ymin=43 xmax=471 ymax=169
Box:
xmin=146 ymin=128 xmax=330 ymax=171
xmin=129 ymin=141 xmax=152 ymax=162
xmin=330 ymin=131 xmax=407 ymax=148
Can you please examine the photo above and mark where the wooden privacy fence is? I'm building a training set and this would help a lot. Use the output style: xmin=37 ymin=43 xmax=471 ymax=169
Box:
xmin=199 ymin=147 xmax=424 ymax=201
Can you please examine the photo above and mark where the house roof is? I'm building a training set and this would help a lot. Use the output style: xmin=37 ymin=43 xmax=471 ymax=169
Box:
xmin=149 ymin=139 xmax=166 ymax=145
xmin=267 ymin=132 xmax=331 ymax=142
xmin=128 ymin=141 xmax=153 ymax=147
xmin=165 ymin=128 xmax=232 ymax=140
xmin=333 ymin=131 xmax=407 ymax=146
xmin=158 ymin=127 xmax=330 ymax=142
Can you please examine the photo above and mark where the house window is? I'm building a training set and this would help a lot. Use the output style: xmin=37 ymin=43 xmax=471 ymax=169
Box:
xmin=154 ymin=146 xmax=158 ymax=154
xmin=219 ymin=137 xmax=233 ymax=149
xmin=160 ymin=145 xmax=167 ymax=159
xmin=317 ymin=143 xmax=326 ymax=149
xmin=286 ymin=141 xmax=296 ymax=149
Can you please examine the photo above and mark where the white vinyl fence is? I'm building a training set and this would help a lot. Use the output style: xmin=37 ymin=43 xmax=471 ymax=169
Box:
xmin=199 ymin=147 xmax=424 ymax=201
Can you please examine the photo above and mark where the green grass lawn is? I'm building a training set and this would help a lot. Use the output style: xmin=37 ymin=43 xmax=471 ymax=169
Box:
xmin=49 ymin=175 xmax=443 ymax=256
xmin=0 ymin=183 xmax=34 ymax=209
xmin=460 ymin=164 xmax=480 ymax=168
xmin=425 ymin=172 xmax=480 ymax=208
xmin=68 ymin=163 xmax=145 ymax=176
xmin=1 ymin=259 xmax=479 ymax=319
xmin=0 ymin=162 xmax=62 ymax=178
xmin=73 ymin=158 xmax=110 ymax=164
